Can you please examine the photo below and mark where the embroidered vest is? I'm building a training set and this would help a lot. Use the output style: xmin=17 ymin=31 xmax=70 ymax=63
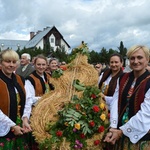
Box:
xmin=27 ymin=71 xmax=52 ymax=96
xmin=0 ymin=74 xmax=25 ymax=116
xmin=99 ymin=68 xmax=123 ymax=96
xmin=118 ymin=71 xmax=150 ymax=126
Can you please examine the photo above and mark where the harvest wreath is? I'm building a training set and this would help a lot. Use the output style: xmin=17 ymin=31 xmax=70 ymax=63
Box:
xmin=30 ymin=42 xmax=110 ymax=150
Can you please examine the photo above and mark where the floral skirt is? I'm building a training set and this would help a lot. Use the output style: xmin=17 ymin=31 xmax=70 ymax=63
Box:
xmin=0 ymin=135 xmax=29 ymax=150
xmin=113 ymin=136 xmax=150 ymax=150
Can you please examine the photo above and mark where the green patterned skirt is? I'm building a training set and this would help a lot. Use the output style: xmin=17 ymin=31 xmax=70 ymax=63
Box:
xmin=113 ymin=136 xmax=150 ymax=150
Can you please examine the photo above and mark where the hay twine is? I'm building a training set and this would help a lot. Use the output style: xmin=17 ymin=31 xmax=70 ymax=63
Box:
xmin=31 ymin=54 xmax=105 ymax=149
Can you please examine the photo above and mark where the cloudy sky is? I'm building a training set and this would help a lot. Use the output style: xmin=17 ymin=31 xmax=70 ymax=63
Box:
xmin=0 ymin=0 xmax=150 ymax=52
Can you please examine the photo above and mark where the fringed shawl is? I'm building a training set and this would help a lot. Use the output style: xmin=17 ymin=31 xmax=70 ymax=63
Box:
xmin=99 ymin=68 xmax=123 ymax=96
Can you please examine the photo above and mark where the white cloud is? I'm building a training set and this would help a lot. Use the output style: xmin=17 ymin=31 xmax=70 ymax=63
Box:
xmin=0 ymin=0 xmax=150 ymax=51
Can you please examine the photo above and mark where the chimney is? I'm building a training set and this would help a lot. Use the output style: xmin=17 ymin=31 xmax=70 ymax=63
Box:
xmin=30 ymin=32 xmax=35 ymax=39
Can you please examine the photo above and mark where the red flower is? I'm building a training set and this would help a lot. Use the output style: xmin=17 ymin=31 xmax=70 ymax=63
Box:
xmin=94 ymin=140 xmax=100 ymax=145
xmin=93 ymin=105 xmax=100 ymax=112
xmin=98 ymin=126 xmax=105 ymax=132
xmin=80 ymin=133 xmax=85 ymax=139
xmin=56 ymin=130 xmax=63 ymax=137
xmin=89 ymin=121 xmax=95 ymax=127
xmin=91 ymin=94 xmax=97 ymax=99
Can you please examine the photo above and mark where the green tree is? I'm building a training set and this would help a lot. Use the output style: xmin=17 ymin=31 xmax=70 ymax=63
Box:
xmin=89 ymin=50 xmax=100 ymax=64
xmin=53 ymin=46 xmax=69 ymax=63
xmin=118 ymin=41 xmax=127 ymax=66
xmin=99 ymin=47 xmax=108 ymax=64
xmin=118 ymin=41 xmax=127 ymax=57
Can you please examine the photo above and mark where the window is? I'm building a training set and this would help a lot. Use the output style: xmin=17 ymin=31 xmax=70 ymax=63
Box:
xmin=51 ymin=38 xmax=54 ymax=43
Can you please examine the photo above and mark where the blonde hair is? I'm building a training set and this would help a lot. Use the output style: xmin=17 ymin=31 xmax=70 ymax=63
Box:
xmin=0 ymin=49 xmax=19 ymax=63
xmin=127 ymin=45 xmax=150 ymax=61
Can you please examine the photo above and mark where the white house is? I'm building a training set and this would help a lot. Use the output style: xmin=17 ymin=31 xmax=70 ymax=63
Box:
xmin=0 ymin=26 xmax=70 ymax=52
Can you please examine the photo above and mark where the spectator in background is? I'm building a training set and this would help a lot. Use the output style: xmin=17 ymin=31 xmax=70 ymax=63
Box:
xmin=30 ymin=56 xmax=36 ymax=68
xmin=46 ymin=58 xmax=59 ymax=75
xmin=60 ymin=61 xmax=67 ymax=71
xmin=95 ymin=63 xmax=103 ymax=75
xmin=16 ymin=53 xmax=34 ymax=78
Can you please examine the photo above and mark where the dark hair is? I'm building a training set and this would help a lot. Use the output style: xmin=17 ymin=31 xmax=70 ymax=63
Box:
xmin=109 ymin=53 xmax=123 ymax=63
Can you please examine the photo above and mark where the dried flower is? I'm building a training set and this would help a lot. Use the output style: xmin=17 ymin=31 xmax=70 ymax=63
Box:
xmin=56 ymin=130 xmax=62 ymax=137
xmin=75 ymin=123 xmax=81 ymax=130
xmin=99 ymin=103 xmax=105 ymax=110
xmin=93 ymin=105 xmax=100 ymax=112
xmin=89 ymin=121 xmax=95 ymax=127
xmin=91 ymin=94 xmax=97 ymax=99
xmin=94 ymin=140 xmax=100 ymax=145
xmin=100 ymin=113 xmax=106 ymax=121
xmin=80 ymin=133 xmax=85 ymax=139
xmin=98 ymin=126 xmax=105 ymax=133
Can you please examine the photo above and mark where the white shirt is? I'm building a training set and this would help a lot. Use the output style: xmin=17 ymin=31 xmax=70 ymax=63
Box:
xmin=0 ymin=88 xmax=18 ymax=136
xmin=110 ymin=79 xmax=150 ymax=143
xmin=22 ymin=80 xmax=41 ymax=120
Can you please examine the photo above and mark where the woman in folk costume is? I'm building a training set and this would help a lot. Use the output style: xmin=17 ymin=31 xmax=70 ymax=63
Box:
xmin=98 ymin=53 xmax=123 ymax=110
xmin=22 ymin=54 xmax=54 ymax=149
xmin=0 ymin=49 xmax=31 ymax=150
xmin=104 ymin=45 xmax=150 ymax=150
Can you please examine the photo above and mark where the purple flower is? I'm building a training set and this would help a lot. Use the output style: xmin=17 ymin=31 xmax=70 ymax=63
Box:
xmin=74 ymin=140 xmax=83 ymax=149
xmin=79 ymin=143 xmax=83 ymax=148
xmin=75 ymin=140 xmax=80 ymax=145
xmin=73 ymin=128 xmax=77 ymax=132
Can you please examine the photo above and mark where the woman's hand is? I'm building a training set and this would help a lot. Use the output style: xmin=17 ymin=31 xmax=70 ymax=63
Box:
xmin=11 ymin=125 xmax=25 ymax=136
xmin=100 ymin=92 xmax=105 ymax=101
xmin=103 ymin=128 xmax=123 ymax=145
xmin=22 ymin=117 xmax=32 ymax=133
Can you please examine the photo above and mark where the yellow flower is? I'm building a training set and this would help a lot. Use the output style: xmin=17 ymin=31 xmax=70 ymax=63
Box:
xmin=100 ymin=114 xmax=106 ymax=121
xmin=75 ymin=123 xmax=80 ymax=130
xmin=99 ymin=103 xmax=105 ymax=110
